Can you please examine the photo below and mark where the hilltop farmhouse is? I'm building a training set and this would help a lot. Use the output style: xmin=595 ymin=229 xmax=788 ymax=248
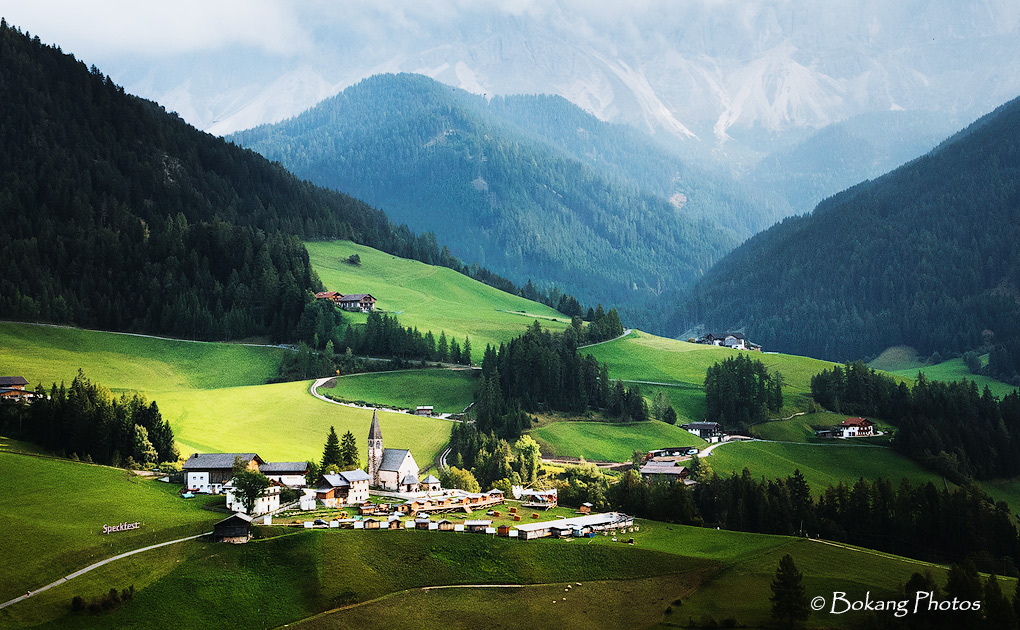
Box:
xmin=315 ymin=291 xmax=377 ymax=312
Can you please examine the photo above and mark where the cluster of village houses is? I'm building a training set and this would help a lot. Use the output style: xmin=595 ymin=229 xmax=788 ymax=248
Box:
xmin=191 ymin=411 xmax=635 ymax=543
xmin=695 ymin=332 xmax=761 ymax=351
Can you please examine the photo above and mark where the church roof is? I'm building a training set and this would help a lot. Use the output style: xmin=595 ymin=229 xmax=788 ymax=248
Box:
xmin=379 ymin=448 xmax=413 ymax=472
xmin=368 ymin=410 xmax=382 ymax=441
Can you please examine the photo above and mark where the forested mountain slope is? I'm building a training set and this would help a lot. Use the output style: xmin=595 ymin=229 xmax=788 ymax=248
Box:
xmin=0 ymin=23 xmax=548 ymax=341
xmin=230 ymin=73 xmax=745 ymax=319
xmin=684 ymin=94 xmax=1020 ymax=377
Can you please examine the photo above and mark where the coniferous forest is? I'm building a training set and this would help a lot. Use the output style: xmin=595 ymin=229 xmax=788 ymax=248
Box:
xmin=685 ymin=94 xmax=1020 ymax=372
xmin=0 ymin=22 xmax=583 ymax=341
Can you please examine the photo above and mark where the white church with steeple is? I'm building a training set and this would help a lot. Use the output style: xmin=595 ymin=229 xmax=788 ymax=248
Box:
xmin=367 ymin=410 xmax=420 ymax=492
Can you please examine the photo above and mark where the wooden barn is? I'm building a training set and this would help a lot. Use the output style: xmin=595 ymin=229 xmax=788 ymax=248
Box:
xmin=213 ymin=513 xmax=253 ymax=543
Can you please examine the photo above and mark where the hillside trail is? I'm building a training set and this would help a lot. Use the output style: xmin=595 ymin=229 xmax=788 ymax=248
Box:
xmin=308 ymin=375 xmax=466 ymax=421
xmin=578 ymin=328 xmax=633 ymax=349
xmin=0 ymin=532 xmax=209 ymax=611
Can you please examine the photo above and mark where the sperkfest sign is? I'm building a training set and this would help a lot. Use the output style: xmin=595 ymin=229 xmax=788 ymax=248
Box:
xmin=102 ymin=521 xmax=141 ymax=534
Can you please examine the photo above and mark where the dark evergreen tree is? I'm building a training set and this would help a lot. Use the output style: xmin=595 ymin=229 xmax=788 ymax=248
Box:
xmin=339 ymin=431 xmax=360 ymax=470
xmin=320 ymin=426 xmax=342 ymax=471
xmin=770 ymin=554 xmax=810 ymax=628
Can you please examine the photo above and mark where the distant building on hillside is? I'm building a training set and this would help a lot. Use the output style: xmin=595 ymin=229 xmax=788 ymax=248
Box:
xmin=315 ymin=291 xmax=377 ymax=312
xmin=682 ymin=422 xmax=723 ymax=442
xmin=696 ymin=333 xmax=761 ymax=351
xmin=837 ymin=417 xmax=874 ymax=438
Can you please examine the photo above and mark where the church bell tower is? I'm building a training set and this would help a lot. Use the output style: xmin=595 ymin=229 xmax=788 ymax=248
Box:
xmin=368 ymin=410 xmax=383 ymax=487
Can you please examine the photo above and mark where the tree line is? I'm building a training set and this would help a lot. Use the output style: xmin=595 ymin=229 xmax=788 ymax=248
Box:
xmin=811 ymin=361 xmax=1020 ymax=480
xmin=704 ymin=353 xmax=783 ymax=430
xmin=0 ymin=370 xmax=176 ymax=467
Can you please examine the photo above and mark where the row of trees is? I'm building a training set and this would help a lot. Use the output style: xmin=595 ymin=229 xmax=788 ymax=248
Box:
xmin=811 ymin=362 xmax=1020 ymax=480
xmin=446 ymin=423 xmax=542 ymax=490
xmin=704 ymin=353 xmax=784 ymax=430
xmin=0 ymin=371 xmax=176 ymax=467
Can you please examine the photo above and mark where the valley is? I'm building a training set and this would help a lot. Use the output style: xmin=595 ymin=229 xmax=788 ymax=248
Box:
xmin=3 ymin=11 xmax=1020 ymax=630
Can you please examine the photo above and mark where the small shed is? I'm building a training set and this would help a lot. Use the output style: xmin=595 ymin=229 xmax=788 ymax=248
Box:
xmin=415 ymin=406 xmax=434 ymax=416
xmin=415 ymin=515 xmax=431 ymax=530
xmin=579 ymin=502 xmax=593 ymax=514
xmin=213 ymin=513 xmax=253 ymax=543
xmin=437 ymin=519 xmax=456 ymax=531
xmin=497 ymin=525 xmax=513 ymax=537
xmin=465 ymin=519 xmax=492 ymax=533
xmin=364 ymin=518 xmax=381 ymax=530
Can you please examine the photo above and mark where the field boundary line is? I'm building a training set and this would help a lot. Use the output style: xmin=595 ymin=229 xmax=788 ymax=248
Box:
xmin=0 ymin=532 xmax=210 ymax=610
xmin=0 ymin=320 xmax=295 ymax=350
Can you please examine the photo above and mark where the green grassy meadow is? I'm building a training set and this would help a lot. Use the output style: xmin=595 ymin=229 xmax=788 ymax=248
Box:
xmin=750 ymin=412 xmax=895 ymax=443
xmin=0 ymin=452 xmax=220 ymax=603
xmin=529 ymin=421 xmax=706 ymax=462
xmin=159 ymin=380 xmax=452 ymax=467
xmin=0 ymin=322 xmax=285 ymax=395
xmin=870 ymin=345 xmax=1016 ymax=397
xmin=584 ymin=331 xmax=849 ymax=417
xmin=320 ymin=369 xmax=480 ymax=414
xmin=705 ymin=441 xmax=944 ymax=492
xmin=305 ymin=240 xmax=572 ymax=355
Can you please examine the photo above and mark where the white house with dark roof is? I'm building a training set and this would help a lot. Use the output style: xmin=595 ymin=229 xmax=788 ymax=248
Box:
xmin=367 ymin=410 xmax=420 ymax=491
xmin=183 ymin=453 xmax=264 ymax=494
xmin=316 ymin=469 xmax=371 ymax=507
xmin=259 ymin=462 xmax=309 ymax=487
xmin=224 ymin=481 xmax=280 ymax=516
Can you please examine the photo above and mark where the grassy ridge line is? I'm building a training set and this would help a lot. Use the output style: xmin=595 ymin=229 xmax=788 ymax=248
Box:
xmin=0 ymin=321 xmax=286 ymax=394
xmin=305 ymin=240 xmax=572 ymax=354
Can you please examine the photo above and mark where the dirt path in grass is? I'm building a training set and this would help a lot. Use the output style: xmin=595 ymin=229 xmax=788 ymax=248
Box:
xmin=578 ymin=329 xmax=633 ymax=349
xmin=0 ymin=532 xmax=210 ymax=611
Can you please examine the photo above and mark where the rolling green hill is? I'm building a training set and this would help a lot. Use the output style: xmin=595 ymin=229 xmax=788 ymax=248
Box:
xmin=583 ymin=330 xmax=852 ymax=417
xmin=319 ymin=370 xmax=479 ymax=415
xmin=529 ymin=421 xmax=705 ymax=462
xmin=0 ymin=322 xmax=286 ymax=394
xmin=0 ymin=451 xmax=220 ymax=603
xmin=306 ymin=240 xmax=572 ymax=353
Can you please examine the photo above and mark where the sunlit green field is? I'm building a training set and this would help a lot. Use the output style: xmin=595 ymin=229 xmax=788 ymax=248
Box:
xmin=0 ymin=451 xmax=220 ymax=603
xmin=159 ymin=380 xmax=452 ymax=467
xmin=305 ymin=240 xmax=572 ymax=356
xmin=705 ymin=441 xmax=944 ymax=492
xmin=0 ymin=322 xmax=285 ymax=394
xmin=584 ymin=331 xmax=850 ymax=415
xmin=320 ymin=369 xmax=480 ymax=414
xmin=529 ymin=421 xmax=705 ymax=462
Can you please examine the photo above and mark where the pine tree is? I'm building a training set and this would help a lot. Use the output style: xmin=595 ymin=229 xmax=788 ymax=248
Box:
xmin=770 ymin=554 xmax=809 ymax=628
xmin=462 ymin=336 xmax=472 ymax=365
xmin=320 ymin=426 xmax=342 ymax=471
xmin=339 ymin=430 xmax=360 ymax=470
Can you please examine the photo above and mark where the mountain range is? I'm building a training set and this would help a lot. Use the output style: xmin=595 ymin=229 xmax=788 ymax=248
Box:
xmin=231 ymin=73 xmax=772 ymax=327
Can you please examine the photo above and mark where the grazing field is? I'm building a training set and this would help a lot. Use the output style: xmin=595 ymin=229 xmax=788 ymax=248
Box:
xmin=705 ymin=441 xmax=944 ymax=492
xmin=0 ymin=451 xmax=220 ymax=603
xmin=320 ymin=369 xmax=480 ymax=414
xmin=529 ymin=421 xmax=706 ymax=462
xmin=159 ymin=380 xmax=452 ymax=467
xmin=305 ymin=240 xmax=572 ymax=355
xmin=889 ymin=358 xmax=1016 ymax=398
xmin=0 ymin=322 xmax=285 ymax=394
xmin=14 ymin=528 xmax=711 ymax=630
xmin=584 ymin=331 xmax=849 ymax=415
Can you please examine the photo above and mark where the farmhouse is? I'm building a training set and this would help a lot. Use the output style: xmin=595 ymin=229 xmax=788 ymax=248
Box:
xmin=315 ymin=291 xmax=377 ymax=312
xmin=183 ymin=452 xmax=264 ymax=494
xmin=682 ymin=422 xmax=723 ymax=442
xmin=223 ymin=482 xmax=280 ymax=516
xmin=367 ymin=411 xmax=420 ymax=491
xmin=696 ymin=333 xmax=761 ymax=351
xmin=213 ymin=513 xmax=253 ymax=543
xmin=414 ymin=406 xmax=434 ymax=416
xmin=316 ymin=469 xmax=371 ymax=507
xmin=514 ymin=512 xmax=634 ymax=540
xmin=259 ymin=461 xmax=309 ymax=487
xmin=838 ymin=417 xmax=874 ymax=438
xmin=338 ymin=294 xmax=376 ymax=312
xmin=645 ymin=447 xmax=698 ymax=460
xmin=0 ymin=376 xmax=34 ymax=402
xmin=639 ymin=461 xmax=692 ymax=483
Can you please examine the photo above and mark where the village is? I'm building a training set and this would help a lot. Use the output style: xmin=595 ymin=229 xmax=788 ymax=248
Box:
xmin=189 ymin=410 xmax=637 ymax=544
